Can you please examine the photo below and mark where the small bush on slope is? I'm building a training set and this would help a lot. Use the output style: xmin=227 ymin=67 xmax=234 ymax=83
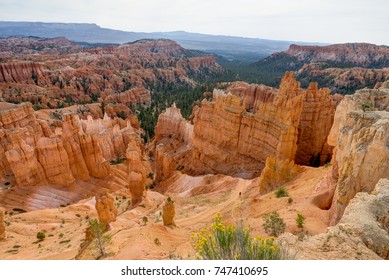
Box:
xmin=191 ymin=213 xmax=283 ymax=260
xmin=263 ymin=211 xmax=286 ymax=237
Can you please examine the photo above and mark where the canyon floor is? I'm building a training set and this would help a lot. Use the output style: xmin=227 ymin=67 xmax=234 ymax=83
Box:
xmin=0 ymin=164 xmax=329 ymax=260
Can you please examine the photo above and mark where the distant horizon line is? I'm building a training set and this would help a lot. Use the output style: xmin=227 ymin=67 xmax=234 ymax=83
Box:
xmin=1 ymin=20 xmax=388 ymax=47
xmin=0 ymin=20 xmax=355 ymax=46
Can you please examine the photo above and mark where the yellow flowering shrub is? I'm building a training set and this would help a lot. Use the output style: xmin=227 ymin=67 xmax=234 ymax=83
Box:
xmin=191 ymin=213 xmax=283 ymax=260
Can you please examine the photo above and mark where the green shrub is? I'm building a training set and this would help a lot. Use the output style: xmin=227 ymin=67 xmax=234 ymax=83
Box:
xmin=36 ymin=231 xmax=46 ymax=241
xmin=275 ymin=187 xmax=288 ymax=198
xmin=191 ymin=213 xmax=283 ymax=260
xmin=296 ymin=213 xmax=305 ymax=229
xmin=262 ymin=211 xmax=286 ymax=237
xmin=361 ymin=103 xmax=373 ymax=111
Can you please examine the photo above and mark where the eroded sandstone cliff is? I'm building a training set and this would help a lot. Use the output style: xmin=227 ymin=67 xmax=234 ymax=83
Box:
xmin=286 ymin=179 xmax=389 ymax=259
xmin=154 ymin=72 xmax=334 ymax=180
xmin=328 ymin=83 xmax=389 ymax=225
xmin=0 ymin=102 xmax=143 ymax=188
xmin=0 ymin=38 xmax=222 ymax=109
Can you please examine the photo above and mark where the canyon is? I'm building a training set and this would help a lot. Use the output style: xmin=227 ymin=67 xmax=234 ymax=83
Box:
xmin=0 ymin=38 xmax=388 ymax=260
xmin=0 ymin=37 xmax=222 ymax=110
xmin=154 ymin=72 xmax=335 ymax=180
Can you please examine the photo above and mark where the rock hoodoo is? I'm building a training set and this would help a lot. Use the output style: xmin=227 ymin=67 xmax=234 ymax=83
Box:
xmin=95 ymin=191 xmax=117 ymax=229
xmin=0 ymin=102 xmax=142 ymax=188
xmin=162 ymin=197 xmax=176 ymax=226
xmin=126 ymin=137 xmax=146 ymax=205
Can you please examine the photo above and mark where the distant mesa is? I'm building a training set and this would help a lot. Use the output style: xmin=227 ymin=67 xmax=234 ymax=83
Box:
xmin=253 ymin=42 xmax=389 ymax=93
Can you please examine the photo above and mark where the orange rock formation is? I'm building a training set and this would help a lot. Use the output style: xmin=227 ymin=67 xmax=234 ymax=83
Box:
xmin=154 ymin=72 xmax=334 ymax=179
xmin=258 ymin=156 xmax=301 ymax=194
xmin=0 ymin=37 xmax=222 ymax=109
xmin=95 ymin=192 xmax=117 ymax=229
xmin=0 ymin=102 xmax=142 ymax=187
xmin=295 ymin=82 xmax=334 ymax=165
xmin=327 ymin=84 xmax=389 ymax=225
xmin=0 ymin=207 xmax=5 ymax=240
xmin=162 ymin=198 xmax=176 ymax=226
xmin=126 ymin=137 xmax=146 ymax=205
xmin=154 ymin=103 xmax=193 ymax=182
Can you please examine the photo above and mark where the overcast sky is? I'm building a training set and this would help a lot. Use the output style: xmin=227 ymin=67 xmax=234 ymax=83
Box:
xmin=0 ymin=0 xmax=388 ymax=44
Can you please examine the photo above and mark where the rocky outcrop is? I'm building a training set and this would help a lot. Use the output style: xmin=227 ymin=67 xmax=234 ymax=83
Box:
xmin=102 ymin=88 xmax=151 ymax=106
xmin=36 ymin=137 xmax=75 ymax=187
xmin=0 ymin=207 xmax=5 ymax=240
xmin=0 ymin=102 xmax=143 ymax=187
xmin=0 ymin=37 xmax=81 ymax=55
xmin=286 ymin=43 xmax=389 ymax=68
xmin=5 ymin=140 xmax=47 ymax=186
xmin=226 ymin=82 xmax=276 ymax=112
xmin=155 ymin=103 xmax=194 ymax=143
xmin=191 ymin=73 xmax=303 ymax=177
xmin=297 ymin=64 xmax=389 ymax=94
xmin=286 ymin=179 xmax=389 ymax=260
xmin=154 ymin=103 xmax=194 ymax=182
xmin=311 ymin=160 xmax=338 ymax=210
xmin=258 ymin=156 xmax=301 ymax=194
xmin=295 ymin=82 xmax=334 ymax=165
xmin=95 ymin=192 xmax=117 ymax=229
xmin=0 ymin=38 xmax=222 ymax=110
xmin=162 ymin=198 xmax=176 ymax=226
xmin=0 ymin=61 xmax=47 ymax=84
xmin=154 ymin=73 xmax=334 ymax=180
xmin=328 ymin=84 xmax=389 ymax=225
xmin=126 ymin=137 xmax=146 ymax=205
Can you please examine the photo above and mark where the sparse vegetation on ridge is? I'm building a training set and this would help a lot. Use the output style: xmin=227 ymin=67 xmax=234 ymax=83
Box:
xmin=275 ymin=187 xmax=289 ymax=198
xmin=262 ymin=211 xmax=286 ymax=237
xmin=191 ymin=213 xmax=284 ymax=260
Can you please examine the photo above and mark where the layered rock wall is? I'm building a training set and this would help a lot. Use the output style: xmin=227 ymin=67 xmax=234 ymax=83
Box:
xmin=0 ymin=102 xmax=142 ymax=187
xmin=154 ymin=103 xmax=194 ymax=182
xmin=0 ymin=61 xmax=47 ymax=83
xmin=295 ymin=82 xmax=334 ymax=165
xmin=328 ymin=85 xmax=389 ymax=225
xmin=191 ymin=73 xmax=305 ymax=177
xmin=154 ymin=72 xmax=334 ymax=180
xmin=289 ymin=179 xmax=389 ymax=260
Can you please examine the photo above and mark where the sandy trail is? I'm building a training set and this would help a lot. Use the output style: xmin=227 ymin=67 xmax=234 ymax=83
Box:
xmin=177 ymin=178 xmax=251 ymax=227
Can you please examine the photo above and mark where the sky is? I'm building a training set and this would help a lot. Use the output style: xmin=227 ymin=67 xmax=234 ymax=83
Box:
xmin=0 ymin=0 xmax=388 ymax=45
